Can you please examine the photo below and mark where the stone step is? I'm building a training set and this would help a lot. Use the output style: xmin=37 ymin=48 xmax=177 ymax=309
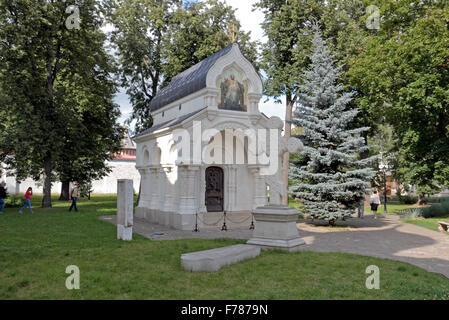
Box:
xmin=181 ymin=244 xmax=260 ymax=272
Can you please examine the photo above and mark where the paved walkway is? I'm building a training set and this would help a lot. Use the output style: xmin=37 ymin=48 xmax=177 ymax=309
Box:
xmin=99 ymin=213 xmax=449 ymax=279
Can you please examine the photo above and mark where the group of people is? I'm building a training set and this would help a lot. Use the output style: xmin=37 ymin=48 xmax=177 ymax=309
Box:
xmin=0 ymin=182 xmax=81 ymax=213
xmin=1 ymin=181 xmax=383 ymax=217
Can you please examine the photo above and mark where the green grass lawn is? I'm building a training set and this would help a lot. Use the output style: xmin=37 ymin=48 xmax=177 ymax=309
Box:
xmin=290 ymin=198 xmax=416 ymax=216
xmin=364 ymin=203 xmax=419 ymax=216
xmin=0 ymin=195 xmax=448 ymax=299
xmin=400 ymin=215 xmax=449 ymax=233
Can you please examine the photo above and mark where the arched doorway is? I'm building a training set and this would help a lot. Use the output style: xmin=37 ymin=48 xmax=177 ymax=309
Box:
xmin=205 ymin=166 xmax=224 ymax=212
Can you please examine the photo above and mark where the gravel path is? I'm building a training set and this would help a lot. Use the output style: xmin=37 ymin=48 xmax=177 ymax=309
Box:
xmin=99 ymin=213 xmax=449 ymax=279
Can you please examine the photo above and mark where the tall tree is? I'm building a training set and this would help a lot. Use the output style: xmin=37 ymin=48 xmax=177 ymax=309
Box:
xmin=347 ymin=1 xmax=449 ymax=200
xmin=55 ymin=79 xmax=124 ymax=200
xmin=290 ymin=29 xmax=376 ymax=225
xmin=0 ymin=0 xmax=121 ymax=207
xmin=163 ymin=0 xmax=259 ymax=82
xmin=105 ymin=0 xmax=181 ymax=133
xmin=255 ymin=0 xmax=368 ymax=205
xmin=106 ymin=0 xmax=258 ymax=134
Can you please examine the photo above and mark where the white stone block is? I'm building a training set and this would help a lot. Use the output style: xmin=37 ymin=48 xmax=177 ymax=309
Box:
xmin=117 ymin=179 xmax=134 ymax=241
xmin=181 ymin=244 xmax=261 ymax=272
xmin=247 ymin=205 xmax=305 ymax=252
xmin=117 ymin=224 xmax=133 ymax=241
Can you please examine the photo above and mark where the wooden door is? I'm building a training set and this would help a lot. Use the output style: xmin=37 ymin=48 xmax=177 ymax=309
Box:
xmin=205 ymin=166 xmax=224 ymax=212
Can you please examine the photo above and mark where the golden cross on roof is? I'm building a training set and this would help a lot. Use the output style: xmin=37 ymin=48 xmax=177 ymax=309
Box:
xmin=230 ymin=24 xmax=237 ymax=43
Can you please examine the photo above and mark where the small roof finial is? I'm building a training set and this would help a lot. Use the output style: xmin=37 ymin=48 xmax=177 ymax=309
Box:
xmin=230 ymin=23 xmax=237 ymax=43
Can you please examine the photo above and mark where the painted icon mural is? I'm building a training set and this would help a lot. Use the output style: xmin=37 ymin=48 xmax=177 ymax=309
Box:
xmin=217 ymin=68 xmax=247 ymax=111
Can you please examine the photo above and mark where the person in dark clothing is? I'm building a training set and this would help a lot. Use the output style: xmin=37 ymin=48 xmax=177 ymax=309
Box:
xmin=0 ymin=182 xmax=7 ymax=213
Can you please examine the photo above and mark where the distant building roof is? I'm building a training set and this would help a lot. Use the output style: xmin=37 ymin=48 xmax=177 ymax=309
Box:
xmin=121 ymin=131 xmax=135 ymax=149
xmin=148 ymin=44 xmax=235 ymax=112
xmin=113 ymin=130 xmax=136 ymax=161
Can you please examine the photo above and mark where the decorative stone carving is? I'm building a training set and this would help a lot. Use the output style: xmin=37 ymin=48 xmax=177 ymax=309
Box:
xmin=265 ymin=175 xmax=285 ymax=206
xmin=283 ymin=137 xmax=304 ymax=154
xmin=263 ymin=134 xmax=303 ymax=206
xmin=266 ymin=116 xmax=284 ymax=130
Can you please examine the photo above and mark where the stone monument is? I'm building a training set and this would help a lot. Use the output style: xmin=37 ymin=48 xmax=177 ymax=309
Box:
xmin=117 ymin=179 xmax=134 ymax=241
xmin=247 ymin=134 xmax=306 ymax=252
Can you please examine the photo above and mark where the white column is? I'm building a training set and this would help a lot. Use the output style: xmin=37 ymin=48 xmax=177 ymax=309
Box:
xmin=162 ymin=166 xmax=174 ymax=212
xmin=228 ymin=165 xmax=237 ymax=211
xmin=199 ymin=166 xmax=207 ymax=213
xmin=149 ymin=167 xmax=160 ymax=210
xmin=178 ymin=165 xmax=200 ymax=214
xmin=204 ymin=88 xmax=220 ymax=110
xmin=158 ymin=167 xmax=166 ymax=211
xmin=137 ymin=167 xmax=151 ymax=207
xmin=247 ymin=93 xmax=262 ymax=114
xmin=249 ymin=166 xmax=267 ymax=209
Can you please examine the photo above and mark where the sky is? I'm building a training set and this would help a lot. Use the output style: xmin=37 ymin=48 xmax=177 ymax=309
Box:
xmin=115 ymin=0 xmax=286 ymax=125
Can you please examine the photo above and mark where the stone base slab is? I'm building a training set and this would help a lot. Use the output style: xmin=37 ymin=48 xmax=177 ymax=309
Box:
xmin=181 ymin=244 xmax=260 ymax=272
xmin=136 ymin=207 xmax=253 ymax=231
xmin=247 ymin=237 xmax=305 ymax=252
xmin=247 ymin=205 xmax=305 ymax=251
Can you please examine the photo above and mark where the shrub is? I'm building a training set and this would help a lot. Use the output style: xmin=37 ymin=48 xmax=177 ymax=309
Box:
xmin=421 ymin=200 xmax=449 ymax=218
xmin=425 ymin=196 xmax=449 ymax=203
xmin=5 ymin=195 xmax=24 ymax=208
xmin=406 ymin=208 xmax=423 ymax=218
xmin=398 ymin=195 xmax=418 ymax=204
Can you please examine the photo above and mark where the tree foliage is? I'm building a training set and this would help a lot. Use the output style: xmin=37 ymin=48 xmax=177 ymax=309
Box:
xmin=0 ymin=0 xmax=123 ymax=207
xmin=347 ymin=1 xmax=449 ymax=195
xmin=290 ymin=29 xmax=376 ymax=224
xmin=106 ymin=0 xmax=258 ymax=134
xmin=255 ymin=0 xmax=368 ymax=204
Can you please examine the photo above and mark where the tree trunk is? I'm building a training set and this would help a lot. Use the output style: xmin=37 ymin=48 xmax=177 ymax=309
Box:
xmin=59 ymin=180 xmax=70 ymax=201
xmin=41 ymin=153 xmax=52 ymax=208
xmin=282 ymin=97 xmax=294 ymax=205
xmin=417 ymin=194 xmax=426 ymax=206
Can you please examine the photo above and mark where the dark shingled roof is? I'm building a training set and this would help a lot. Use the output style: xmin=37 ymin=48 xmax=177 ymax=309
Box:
xmin=148 ymin=44 xmax=235 ymax=111
xmin=133 ymin=107 xmax=206 ymax=138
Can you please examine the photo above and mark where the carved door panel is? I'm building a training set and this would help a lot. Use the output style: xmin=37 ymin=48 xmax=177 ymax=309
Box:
xmin=205 ymin=166 xmax=224 ymax=212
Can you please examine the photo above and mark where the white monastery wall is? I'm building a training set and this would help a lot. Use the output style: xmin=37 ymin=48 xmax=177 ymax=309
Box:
xmin=1 ymin=160 xmax=140 ymax=195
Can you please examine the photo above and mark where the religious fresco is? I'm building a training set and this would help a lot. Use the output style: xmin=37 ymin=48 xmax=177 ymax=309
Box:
xmin=217 ymin=68 xmax=248 ymax=112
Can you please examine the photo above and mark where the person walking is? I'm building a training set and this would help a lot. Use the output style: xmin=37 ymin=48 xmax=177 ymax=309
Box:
xmin=69 ymin=182 xmax=80 ymax=212
xmin=19 ymin=187 xmax=33 ymax=213
xmin=0 ymin=182 xmax=7 ymax=213
xmin=370 ymin=190 xmax=381 ymax=219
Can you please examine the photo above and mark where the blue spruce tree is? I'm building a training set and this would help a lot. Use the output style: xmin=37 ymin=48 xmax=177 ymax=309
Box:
xmin=290 ymin=29 xmax=377 ymax=225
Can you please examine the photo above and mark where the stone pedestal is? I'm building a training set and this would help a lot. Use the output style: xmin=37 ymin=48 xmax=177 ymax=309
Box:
xmin=117 ymin=179 xmax=134 ymax=241
xmin=247 ymin=205 xmax=305 ymax=252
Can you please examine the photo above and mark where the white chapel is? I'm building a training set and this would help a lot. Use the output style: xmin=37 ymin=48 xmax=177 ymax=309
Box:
xmin=133 ymin=43 xmax=302 ymax=231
